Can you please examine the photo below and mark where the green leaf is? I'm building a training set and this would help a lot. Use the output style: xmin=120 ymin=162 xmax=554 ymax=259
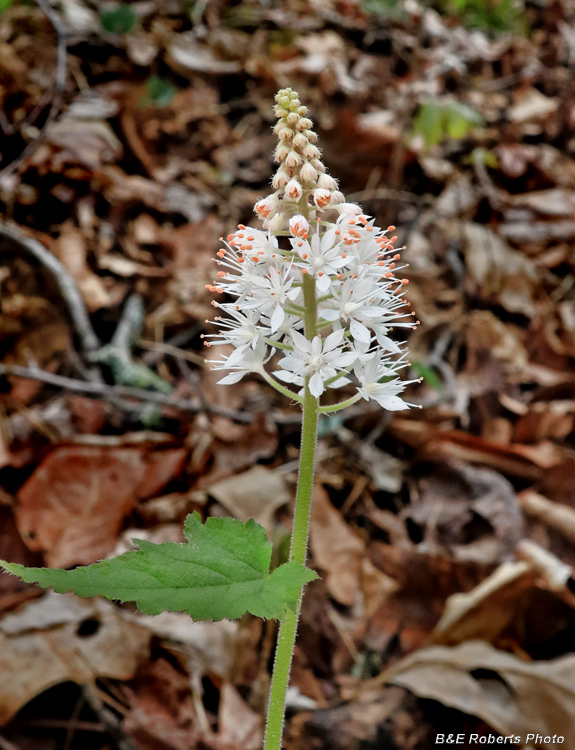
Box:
xmin=410 ymin=361 xmax=442 ymax=392
xmin=0 ymin=513 xmax=318 ymax=622
xmin=100 ymin=4 xmax=137 ymax=34
xmin=0 ymin=0 xmax=12 ymax=12
xmin=412 ymin=100 xmax=445 ymax=148
xmin=144 ymin=76 xmax=177 ymax=108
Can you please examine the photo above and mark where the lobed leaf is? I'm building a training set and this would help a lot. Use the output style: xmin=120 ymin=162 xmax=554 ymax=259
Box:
xmin=0 ymin=513 xmax=317 ymax=622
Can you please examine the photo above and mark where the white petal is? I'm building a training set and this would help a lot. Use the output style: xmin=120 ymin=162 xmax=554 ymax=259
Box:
xmin=309 ymin=372 xmax=325 ymax=398
xmin=329 ymin=377 xmax=351 ymax=388
xmin=217 ymin=372 xmax=246 ymax=385
xmin=316 ymin=274 xmax=331 ymax=293
xmin=377 ymin=395 xmax=409 ymax=411
xmin=286 ymin=287 xmax=301 ymax=300
xmin=270 ymin=304 xmax=285 ymax=334
xmin=275 ymin=370 xmax=299 ymax=383
xmin=323 ymin=328 xmax=345 ymax=352
xmin=225 ymin=345 xmax=250 ymax=368
xmin=291 ymin=329 xmax=311 ymax=353
xmin=376 ymin=332 xmax=401 ymax=354
xmin=318 ymin=308 xmax=340 ymax=322
xmin=350 ymin=318 xmax=371 ymax=344
xmin=334 ymin=352 xmax=358 ymax=369
xmin=280 ymin=355 xmax=306 ymax=373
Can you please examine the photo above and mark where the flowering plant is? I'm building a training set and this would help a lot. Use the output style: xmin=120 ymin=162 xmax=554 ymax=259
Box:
xmin=203 ymin=88 xmax=418 ymax=415
xmin=0 ymin=88 xmax=418 ymax=750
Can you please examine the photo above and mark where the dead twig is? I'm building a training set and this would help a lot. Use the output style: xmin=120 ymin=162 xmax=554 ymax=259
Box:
xmin=0 ymin=223 xmax=100 ymax=356
xmin=0 ymin=0 xmax=68 ymax=181
xmin=0 ymin=363 xmax=298 ymax=424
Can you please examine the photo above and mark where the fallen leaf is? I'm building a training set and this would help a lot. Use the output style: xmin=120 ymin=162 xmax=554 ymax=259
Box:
xmin=52 ymin=223 xmax=111 ymax=311
xmin=218 ymin=682 xmax=263 ymax=750
xmin=388 ymin=640 xmax=575 ymax=738
xmin=0 ymin=592 xmax=150 ymax=726
xmin=122 ymin=657 xmax=199 ymax=750
xmin=430 ymin=561 xmax=534 ymax=646
xmin=508 ymin=88 xmax=558 ymax=123
xmin=207 ymin=465 xmax=290 ymax=534
xmin=15 ymin=445 xmax=187 ymax=567
xmin=310 ymin=485 xmax=364 ymax=606
xmin=462 ymin=223 xmax=538 ymax=317
xmin=168 ymin=33 xmax=241 ymax=75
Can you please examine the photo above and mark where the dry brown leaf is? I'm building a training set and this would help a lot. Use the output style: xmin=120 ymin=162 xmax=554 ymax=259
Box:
xmin=207 ymin=465 xmax=290 ymax=534
xmin=518 ymin=490 xmax=575 ymax=545
xmin=388 ymin=640 xmax=575 ymax=738
xmin=462 ymin=223 xmax=538 ymax=317
xmin=0 ymin=592 xmax=150 ymax=726
xmin=309 ymin=485 xmax=364 ymax=606
xmin=430 ymin=561 xmax=534 ymax=646
xmin=52 ymin=224 xmax=111 ymax=311
xmin=15 ymin=445 xmax=187 ymax=567
xmin=122 ymin=657 xmax=199 ymax=750
xmin=218 ymin=682 xmax=263 ymax=750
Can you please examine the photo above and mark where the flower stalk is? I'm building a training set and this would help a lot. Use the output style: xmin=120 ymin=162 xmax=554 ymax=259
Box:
xmin=203 ymin=87 xmax=421 ymax=750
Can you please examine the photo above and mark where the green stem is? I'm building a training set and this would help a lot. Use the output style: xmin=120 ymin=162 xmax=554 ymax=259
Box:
xmin=260 ymin=370 xmax=304 ymax=403
xmin=264 ymin=273 xmax=318 ymax=750
xmin=318 ymin=393 xmax=362 ymax=414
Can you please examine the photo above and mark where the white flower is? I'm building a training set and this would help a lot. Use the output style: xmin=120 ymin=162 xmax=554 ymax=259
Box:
xmin=291 ymin=226 xmax=349 ymax=292
xmin=277 ymin=329 xmax=357 ymax=397
xmin=203 ymin=304 xmax=269 ymax=352
xmin=354 ymin=356 xmax=411 ymax=410
xmin=203 ymin=87 xmax=419 ymax=412
xmin=209 ymin=338 xmax=270 ymax=385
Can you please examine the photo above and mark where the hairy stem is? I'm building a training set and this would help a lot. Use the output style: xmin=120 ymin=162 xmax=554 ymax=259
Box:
xmin=264 ymin=273 xmax=318 ymax=750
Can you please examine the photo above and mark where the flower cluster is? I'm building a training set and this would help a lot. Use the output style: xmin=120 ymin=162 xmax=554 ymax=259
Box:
xmin=203 ymin=89 xmax=420 ymax=412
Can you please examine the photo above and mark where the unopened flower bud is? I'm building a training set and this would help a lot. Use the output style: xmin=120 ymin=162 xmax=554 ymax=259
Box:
xmin=331 ymin=190 xmax=345 ymax=204
xmin=277 ymin=95 xmax=290 ymax=107
xmin=303 ymin=130 xmax=318 ymax=143
xmin=311 ymin=159 xmax=325 ymax=173
xmin=293 ymin=133 xmax=308 ymax=149
xmin=300 ymin=162 xmax=318 ymax=183
xmin=287 ymin=112 xmax=299 ymax=125
xmin=313 ymin=189 xmax=332 ymax=209
xmin=289 ymin=214 xmax=309 ymax=237
xmin=266 ymin=213 xmax=285 ymax=232
xmin=274 ymin=106 xmax=289 ymax=118
xmin=317 ymin=174 xmax=338 ymax=191
xmin=275 ymin=143 xmax=290 ymax=162
xmin=285 ymin=150 xmax=302 ymax=168
xmin=285 ymin=179 xmax=303 ymax=200
xmin=336 ymin=203 xmax=363 ymax=216
xmin=274 ymin=122 xmax=293 ymax=140
xmin=302 ymin=144 xmax=320 ymax=160
xmin=255 ymin=197 xmax=275 ymax=219
xmin=273 ymin=169 xmax=290 ymax=189
xmin=288 ymin=100 xmax=299 ymax=111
